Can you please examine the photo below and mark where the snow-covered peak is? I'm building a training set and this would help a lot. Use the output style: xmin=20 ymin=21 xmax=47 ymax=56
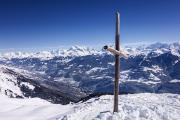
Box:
xmin=124 ymin=42 xmax=180 ymax=57
xmin=146 ymin=42 xmax=169 ymax=50
xmin=54 ymin=45 xmax=100 ymax=57
xmin=170 ymin=42 xmax=180 ymax=49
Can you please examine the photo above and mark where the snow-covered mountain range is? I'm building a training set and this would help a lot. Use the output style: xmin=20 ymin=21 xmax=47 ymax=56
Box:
xmin=0 ymin=46 xmax=101 ymax=60
xmin=0 ymin=42 xmax=180 ymax=104
xmin=1 ymin=42 xmax=179 ymax=59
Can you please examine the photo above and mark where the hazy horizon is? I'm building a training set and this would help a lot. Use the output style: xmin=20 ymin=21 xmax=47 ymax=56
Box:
xmin=0 ymin=41 xmax=179 ymax=53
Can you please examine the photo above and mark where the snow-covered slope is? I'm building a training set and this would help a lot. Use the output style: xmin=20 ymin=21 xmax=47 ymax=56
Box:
xmin=0 ymin=93 xmax=179 ymax=120
xmin=0 ymin=65 xmax=36 ymax=98
xmin=0 ymin=94 xmax=66 ymax=120
xmin=59 ymin=93 xmax=180 ymax=120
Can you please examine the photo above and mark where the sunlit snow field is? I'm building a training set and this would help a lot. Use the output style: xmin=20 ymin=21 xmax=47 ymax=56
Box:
xmin=0 ymin=93 xmax=180 ymax=120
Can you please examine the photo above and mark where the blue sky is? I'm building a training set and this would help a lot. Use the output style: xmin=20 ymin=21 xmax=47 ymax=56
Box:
xmin=0 ymin=0 xmax=180 ymax=51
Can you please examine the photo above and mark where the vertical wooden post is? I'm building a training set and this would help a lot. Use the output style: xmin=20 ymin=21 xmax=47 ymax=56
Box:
xmin=113 ymin=12 xmax=120 ymax=113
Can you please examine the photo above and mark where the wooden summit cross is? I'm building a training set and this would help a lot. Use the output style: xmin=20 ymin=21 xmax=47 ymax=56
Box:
xmin=104 ymin=12 xmax=127 ymax=113
xmin=114 ymin=11 xmax=120 ymax=113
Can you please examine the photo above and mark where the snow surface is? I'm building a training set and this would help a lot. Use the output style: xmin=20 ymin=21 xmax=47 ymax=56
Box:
xmin=0 ymin=94 xmax=72 ymax=120
xmin=0 ymin=93 xmax=180 ymax=120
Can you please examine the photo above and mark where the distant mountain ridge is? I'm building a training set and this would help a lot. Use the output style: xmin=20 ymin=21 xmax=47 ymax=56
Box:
xmin=0 ymin=42 xmax=180 ymax=104
xmin=0 ymin=42 xmax=180 ymax=59
xmin=0 ymin=45 xmax=101 ymax=60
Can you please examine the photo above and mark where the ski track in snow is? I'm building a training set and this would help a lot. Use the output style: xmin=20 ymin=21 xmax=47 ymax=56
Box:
xmin=0 ymin=93 xmax=180 ymax=120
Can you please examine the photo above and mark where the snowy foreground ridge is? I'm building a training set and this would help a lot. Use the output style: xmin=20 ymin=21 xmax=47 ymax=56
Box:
xmin=0 ymin=93 xmax=180 ymax=120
